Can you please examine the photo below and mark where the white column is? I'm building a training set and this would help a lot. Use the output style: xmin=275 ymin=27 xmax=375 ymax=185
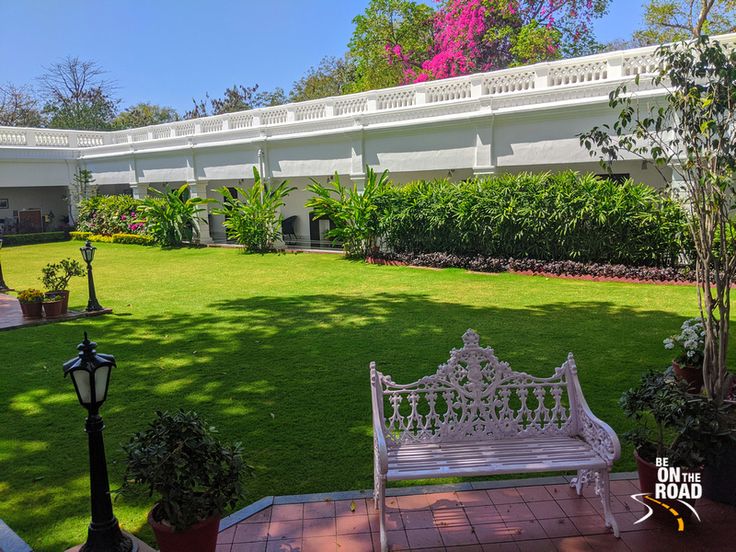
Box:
xmin=67 ymin=184 xmax=80 ymax=226
xmin=129 ymin=182 xmax=149 ymax=200
xmin=669 ymin=163 xmax=688 ymax=201
xmin=473 ymin=118 xmax=495 ymax=176
xmin=189 ymin=181 xmax=213 ymax=244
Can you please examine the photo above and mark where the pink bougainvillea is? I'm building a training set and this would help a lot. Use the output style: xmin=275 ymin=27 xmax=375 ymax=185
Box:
xmin=384 ymin=0 xmax=606 ymax=84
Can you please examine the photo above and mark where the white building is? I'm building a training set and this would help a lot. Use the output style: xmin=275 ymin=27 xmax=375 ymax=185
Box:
xmin=3 ymin=36 xmax=730 ymax=243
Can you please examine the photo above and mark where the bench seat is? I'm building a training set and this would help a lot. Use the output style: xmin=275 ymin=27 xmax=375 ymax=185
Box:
xmin=386 ymin=436 xmax=607 ymax=480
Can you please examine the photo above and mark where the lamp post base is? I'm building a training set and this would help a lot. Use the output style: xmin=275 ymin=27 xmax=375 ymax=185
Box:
xmin=66 ymin=532 xmax=146 ymax=552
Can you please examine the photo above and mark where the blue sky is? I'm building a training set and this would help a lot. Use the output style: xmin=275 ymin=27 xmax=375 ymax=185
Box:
xmin=0 ymin=0 xmax=645 ymax=113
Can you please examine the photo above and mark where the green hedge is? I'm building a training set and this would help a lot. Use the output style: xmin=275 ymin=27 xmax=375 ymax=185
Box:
xmin=70 ymin=231 xmax=155 ymax=246
xmin=1 ymin=232 xmax=70 ymax=246
xmin=378 ymin=172 xmax=690 ymax=267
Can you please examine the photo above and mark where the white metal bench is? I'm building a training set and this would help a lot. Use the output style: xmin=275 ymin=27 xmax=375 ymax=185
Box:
xmin=370 ymin=329 xmax=620 ymax=552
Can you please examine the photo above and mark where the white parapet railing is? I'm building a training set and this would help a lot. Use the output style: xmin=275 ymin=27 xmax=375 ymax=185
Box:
xmin=1 ymin=33 xmax=734 ymax=150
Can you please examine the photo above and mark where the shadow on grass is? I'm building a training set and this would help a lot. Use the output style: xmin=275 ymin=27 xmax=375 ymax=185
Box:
xmin=1 ymin=292 xmax=687 ymax=550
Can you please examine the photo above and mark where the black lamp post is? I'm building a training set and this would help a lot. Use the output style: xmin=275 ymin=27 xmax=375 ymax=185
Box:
xmin=80 ymin=240 xmax=103 ymax=311
xmin=0 ymin=238 xmax=10 ymax=292
xmin=64 ymin=334 xmax=135 ymax=552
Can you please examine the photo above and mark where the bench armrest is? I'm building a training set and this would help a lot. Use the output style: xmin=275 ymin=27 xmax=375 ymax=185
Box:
xmin=371 ymin=362 xmax=389 ymax=474
xmin=566 ymin=355 xmax=621 ymax=465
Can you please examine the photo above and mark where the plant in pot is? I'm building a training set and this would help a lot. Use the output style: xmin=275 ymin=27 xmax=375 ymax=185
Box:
xmin=42 ymin=291 xmax=64 ymax=318
xmin=40 ymin=258 xmax=85 ymax=314
xmin=663 ymin=318 xmax=705 ymax=393
xmin=122 ymin=410 xmax=251 ymax=552
xmin=17 ymin=288 xmax=44 ymax=319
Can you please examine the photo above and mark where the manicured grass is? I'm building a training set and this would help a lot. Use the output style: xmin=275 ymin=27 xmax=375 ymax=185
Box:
xmin=0 ymin=242 xmax=708 ymax=550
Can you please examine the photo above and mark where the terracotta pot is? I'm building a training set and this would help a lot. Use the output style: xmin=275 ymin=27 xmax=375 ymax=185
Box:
xmin=42 ymin=300 xmax=64 ymax=318
xmin=54 ymin=289 xmax=70 ymax=314
xmin=19 ymin=301 xmax=43 ymax=319
xmin=634 ymin=449 xmax=699 ymax=520
xmin=672 ymin=361 xmax=703 ymax=393
xmin=148 ymin=508 xmax=220 ymax=552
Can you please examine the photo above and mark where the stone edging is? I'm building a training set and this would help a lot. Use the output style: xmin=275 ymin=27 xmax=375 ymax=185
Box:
xmin=0 ymin=519 xmax=32 ymax=552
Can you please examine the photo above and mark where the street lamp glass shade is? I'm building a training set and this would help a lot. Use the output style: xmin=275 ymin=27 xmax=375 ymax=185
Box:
xmin=63 ymin=334 xmax=115 ymax=409
xmin=80 ymin=240 xmax=96 ymax=263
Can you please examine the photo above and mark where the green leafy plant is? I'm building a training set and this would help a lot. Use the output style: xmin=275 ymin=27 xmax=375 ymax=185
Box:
xmin=17 ymin=289 xmax=44 ymax=304
xmin=43 ymin=292 xmax=63 ymax=304
xmin=621 ymin=370 xmax=736 ymax=469
xmin=40 ymin=259 xmax=85 ymax=292
xmin=306 ymin=167 xmax=392 ymax=258
xmin=137 ymin=184 xmax=211 ymax=247
xmin=122 ymin=410 xmax=251 ymax=532
xmin=214 ymin=168 xmax=295 ymax=253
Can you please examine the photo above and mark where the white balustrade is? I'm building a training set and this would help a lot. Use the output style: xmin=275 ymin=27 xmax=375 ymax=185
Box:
xmin=0 ymin=33 xmax=732 ymax=149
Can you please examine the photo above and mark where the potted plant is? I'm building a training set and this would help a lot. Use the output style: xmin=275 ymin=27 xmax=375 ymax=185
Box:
xmin=42 ymin=292 xmax=64 ymax=318
xmin=663 ymin=318 xmax=705 ymax=393
xmin=123 ymin=410 xmax=251 ymax=552
xmin=17 ymin=288 xmax=44 ymax=319
xmin=40 ymin=258 xmax=85 ymax=314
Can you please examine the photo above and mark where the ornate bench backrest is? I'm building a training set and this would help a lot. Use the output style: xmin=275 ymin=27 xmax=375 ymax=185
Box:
xmin=371 ymin=329 xmax=579 ymax=445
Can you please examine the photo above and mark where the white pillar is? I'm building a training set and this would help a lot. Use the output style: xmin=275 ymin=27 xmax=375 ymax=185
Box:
xmin=129 ymin=182 xmax=149 ymax=200
xmin=67 ymin=184 xmax=80 ymax=226
xmin=189 ymin=181 xmax=213 ymax=244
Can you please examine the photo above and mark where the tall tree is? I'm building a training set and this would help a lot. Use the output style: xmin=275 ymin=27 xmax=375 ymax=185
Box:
xmin=185 ymin=84 xmax=286 ymax=119
xmin=633 ymin=0 xmax=736 ymax=45
xmin=289 ymin=56 xmax=357 ymax=102
xmin=348 ymin=0 xmax=435 ymax=91
xmin=0 ymin=83 xmax=43 ymax=127
xmin=113 ymin=102 xmax=179 ymax=129
xmin=38 ymin=56 xmax=118 ymax=130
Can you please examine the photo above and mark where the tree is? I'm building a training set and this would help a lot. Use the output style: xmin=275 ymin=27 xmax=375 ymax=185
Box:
xmin=38 ymin=56 xmax=119 ymax=130
xmin=0 ymin=83 xmax=43 ymax=127
xmin=185 ymin=84 xmax=286 ymax=119
xmin=68 ymin=168 xmax=97 ymax=225
xmin=402 ymin=0 xmax=610 ymax=82
xmin=580 ymin=36 xmax=736 ymax=403
xmin=289 ymin=56 xmax=357 ymax=102
xmin=113 ymin=103 xmax=179 ymax=129
xmin=348 ymin=0 xmax=435 ymax=91
xmin=633 ymin=0 xmax=736 ymax=45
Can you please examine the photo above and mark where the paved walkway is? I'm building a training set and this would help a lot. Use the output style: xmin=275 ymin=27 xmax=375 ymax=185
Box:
xmin=0 ymin=293 xmax=110 ymax=330
xmin=216 ymin=478 xmax=736 ymax=551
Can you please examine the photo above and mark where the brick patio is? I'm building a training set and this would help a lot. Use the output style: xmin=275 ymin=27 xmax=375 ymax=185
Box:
xmin=215 ymin=477 xmax=736 ymax=551
xmin=0 ymin=292 xmax=110 ymax=330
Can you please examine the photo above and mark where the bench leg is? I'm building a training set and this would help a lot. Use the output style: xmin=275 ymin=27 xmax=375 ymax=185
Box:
xmin=596 ymin=470 xmax=620 ymax=538
xmin=377 ymin=475 xmax=387 ymax=552
xmin=373 ymin=458 xmax=383 ymax=510
xmin=570 ymin=469 xmax=591 ymax=496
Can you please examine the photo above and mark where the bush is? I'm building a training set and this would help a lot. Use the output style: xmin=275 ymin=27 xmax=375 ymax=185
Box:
xmin=306 ymin=168 xmax=391 ymax=258
xmin=69 ymin=231 xmax=92 ymax=241
xmin=40 ymin=259 xmax=86 ymax=291
xmin=78 ymin=195 xmax=144 ymax=235
xmin=111 ymin=233 xmax=155 ymax=245
xmin=123 ymin=410 xmax=250 ymax=531
xmin=138 ymin=184 xmax=211 ymax=247
xmin=380 ymin=172 xmax=689 ymax=267
xmin=1 ymin=232 xmax=69 ymax=246
xmin=213 ymin=168 xmax=295 ymax=253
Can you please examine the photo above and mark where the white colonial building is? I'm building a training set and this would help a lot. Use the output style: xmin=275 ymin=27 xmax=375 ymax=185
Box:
xmin=2 ymin=36 xmax=731 ymax=243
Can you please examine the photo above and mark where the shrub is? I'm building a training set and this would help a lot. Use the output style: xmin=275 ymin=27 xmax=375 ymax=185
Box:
xmin=1 ymin=232 xmax=69 ymax=246
xmin=40 ymin=259 xmax=86 ymax=291
xmin=69 ymin=231 xmax=92 ymax=241
xmin=306 ymin=168 xmax=392 ymax=258
xmin=380 ymin=172 xmax=689 ymax=267
xmin=213 ymin=168 xmax=295 ymax=253
xmin=138 ymin=184 xmax=211 ymax=247
xmin=123 ymin=410 xmax=250 ymax=531
xmin=78 ymin=195 xmax=143 ymax=235
xmin=111 ymin=233 xmax=155 ymax=246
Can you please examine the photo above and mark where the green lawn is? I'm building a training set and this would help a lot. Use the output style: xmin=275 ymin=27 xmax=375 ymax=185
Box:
xmin=0 ymin=242 xmax=705 ymax=550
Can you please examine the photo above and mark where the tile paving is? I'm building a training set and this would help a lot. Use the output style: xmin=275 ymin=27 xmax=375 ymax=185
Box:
xmin=216 ymin=479 xmax=736 ymax=551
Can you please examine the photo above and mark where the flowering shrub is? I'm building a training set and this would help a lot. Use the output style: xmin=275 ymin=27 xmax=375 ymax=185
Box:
xmin=17 ymin=289 xmax=44 ymax=304
xmin=664 ymin=318 xmax=706 ymax=368
xmin=77 ymin=195 xmax=145 ymax=235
